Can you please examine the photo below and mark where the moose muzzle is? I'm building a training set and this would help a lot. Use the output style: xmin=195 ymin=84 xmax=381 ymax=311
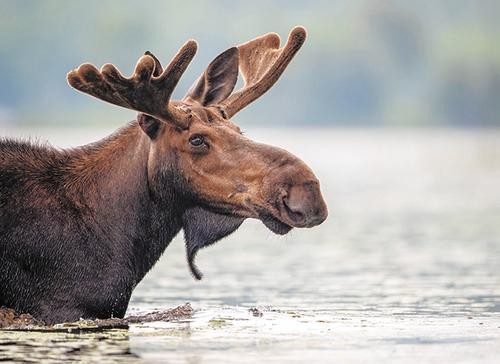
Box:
xmin=281 ymin=181 xmax=328 ymax=228
xmin=257 ymin=151 xmax=328 ymax=232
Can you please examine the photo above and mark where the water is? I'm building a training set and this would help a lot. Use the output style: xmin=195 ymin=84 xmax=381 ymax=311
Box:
xmin=1 ymin=127 xmax=500 ymax=363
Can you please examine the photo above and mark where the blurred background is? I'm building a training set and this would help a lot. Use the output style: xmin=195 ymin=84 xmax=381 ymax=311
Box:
xmin=1 ymin=1 xmax=500 ymax=362
xmin=1 ymin=0 xmax=500 ymax=127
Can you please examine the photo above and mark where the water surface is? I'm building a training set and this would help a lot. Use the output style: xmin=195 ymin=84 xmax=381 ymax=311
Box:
xmin=1 ymin=127 xmax=499 ymax=363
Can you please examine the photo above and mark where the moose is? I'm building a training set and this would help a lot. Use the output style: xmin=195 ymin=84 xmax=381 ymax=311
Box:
xmin=0 ymin=26 xmax=327 ymax=324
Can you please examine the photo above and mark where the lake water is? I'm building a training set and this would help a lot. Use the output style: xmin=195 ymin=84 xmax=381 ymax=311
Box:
xmin=1 ymin=126 xmax=500 ymax=363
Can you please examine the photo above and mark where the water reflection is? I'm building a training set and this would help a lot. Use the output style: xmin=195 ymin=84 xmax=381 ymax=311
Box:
xmin=1 ymin=128 xmax=499 ymax=363
xmin=0 ymin=330 xmax=137 ymax=363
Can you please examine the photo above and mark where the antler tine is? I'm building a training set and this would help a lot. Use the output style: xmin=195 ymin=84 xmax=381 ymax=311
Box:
xmin=67 ymin=40 xmax=198 ymax=128
xmin=220 ymin=26 xmax=307 ymax=118
xmin=144 ymin=51 xmax=163 ymax=77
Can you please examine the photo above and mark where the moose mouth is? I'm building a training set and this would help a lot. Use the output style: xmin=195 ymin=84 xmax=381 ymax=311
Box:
xmin=255 ymin=204 xmax=294 ymax=235
xmin=259 ymin=213 xmax=293 ymax=235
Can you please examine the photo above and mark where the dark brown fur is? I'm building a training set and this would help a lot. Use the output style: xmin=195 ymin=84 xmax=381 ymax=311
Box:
xmin=0 ymin=27 xmax=327 ymax=324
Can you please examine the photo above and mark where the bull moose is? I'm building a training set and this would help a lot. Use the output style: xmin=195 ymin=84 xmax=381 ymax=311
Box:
xmin=0 ymin=26 xmax=327 ymax=324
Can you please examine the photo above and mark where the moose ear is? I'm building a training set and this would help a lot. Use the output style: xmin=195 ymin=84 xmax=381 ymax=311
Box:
xmin=137 ymin=113 xmax=162 ymax=139
xmin=182 ymin=206 xmax=244 ymax=280
xmin=184 ymin=47 xmax=239 ymax=106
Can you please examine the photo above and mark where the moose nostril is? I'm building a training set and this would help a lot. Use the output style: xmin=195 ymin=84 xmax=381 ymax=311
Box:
xmin=282 ymin=196 xmax=306 ymax=224
xmin=281 ymin=183 xmax=327 ymax=227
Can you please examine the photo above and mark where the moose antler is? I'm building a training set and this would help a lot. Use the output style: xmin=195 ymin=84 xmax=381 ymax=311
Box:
xmin=220 ymin=26 xmax=307 ymax=118
xmin=67 ymin=40 xmax=198 ymax=128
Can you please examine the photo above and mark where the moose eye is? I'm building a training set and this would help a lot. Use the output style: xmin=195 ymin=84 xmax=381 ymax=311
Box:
xmin=189 ymin=134 xmax=205 ymax=147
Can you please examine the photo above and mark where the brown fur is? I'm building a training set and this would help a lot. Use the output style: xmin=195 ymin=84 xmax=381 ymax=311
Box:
xmin=65 ymin=26 xmax=326 ymax=229
xmin=0 ymin=27 xmax=327 ymax=324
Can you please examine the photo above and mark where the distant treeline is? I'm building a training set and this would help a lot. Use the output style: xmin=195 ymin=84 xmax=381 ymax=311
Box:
xmin=1 ymin=0 xmax=499 ymax=126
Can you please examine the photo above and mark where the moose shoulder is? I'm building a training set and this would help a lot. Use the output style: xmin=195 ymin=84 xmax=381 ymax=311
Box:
xmin=0 ymin=26 xmax=327 ymax=324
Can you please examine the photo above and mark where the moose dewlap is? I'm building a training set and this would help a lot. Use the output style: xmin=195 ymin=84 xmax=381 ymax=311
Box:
xmin=0 ymin=26 xmax=327 ymax=324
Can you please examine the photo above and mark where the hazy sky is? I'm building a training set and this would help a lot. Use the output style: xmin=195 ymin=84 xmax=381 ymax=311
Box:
xmin=1 ymin=0 xmax=499 ymax=127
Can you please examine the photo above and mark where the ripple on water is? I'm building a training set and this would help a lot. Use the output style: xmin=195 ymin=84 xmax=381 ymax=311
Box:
xmin=1 ymin=128 xmax=500 ymax=363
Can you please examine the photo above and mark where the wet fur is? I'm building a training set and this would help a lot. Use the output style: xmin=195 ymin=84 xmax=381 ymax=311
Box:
xmin=0 ymin=27 xmax=327 ymax=324
xmin=0 ymin=122 xmax=239 ymax=324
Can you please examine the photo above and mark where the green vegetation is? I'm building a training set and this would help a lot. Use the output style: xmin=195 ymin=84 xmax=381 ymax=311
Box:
xmin=1 ymin=0 xmax=499 ymax=126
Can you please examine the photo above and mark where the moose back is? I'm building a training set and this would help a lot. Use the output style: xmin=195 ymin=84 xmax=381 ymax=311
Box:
xmin=0 ymin=26 xmax=327 ymax=324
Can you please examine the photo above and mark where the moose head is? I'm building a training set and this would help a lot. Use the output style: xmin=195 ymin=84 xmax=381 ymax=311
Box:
xmin=67 ymin=26 xmax=328 ymax=279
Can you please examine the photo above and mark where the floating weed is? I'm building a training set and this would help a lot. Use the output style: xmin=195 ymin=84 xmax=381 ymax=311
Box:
xmin=0 ymin=304 xmax=193 ymax=333
xmin=208 ymin=317 xmax=231 ymax=328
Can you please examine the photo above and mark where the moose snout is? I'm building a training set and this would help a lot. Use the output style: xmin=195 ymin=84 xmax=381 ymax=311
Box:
xmin=281 ymin=182 xmax=328 ymax=228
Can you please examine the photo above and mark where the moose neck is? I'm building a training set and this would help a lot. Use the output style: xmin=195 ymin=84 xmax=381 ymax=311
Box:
xmin=67 ymin=121 xmax=185 ymax=285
